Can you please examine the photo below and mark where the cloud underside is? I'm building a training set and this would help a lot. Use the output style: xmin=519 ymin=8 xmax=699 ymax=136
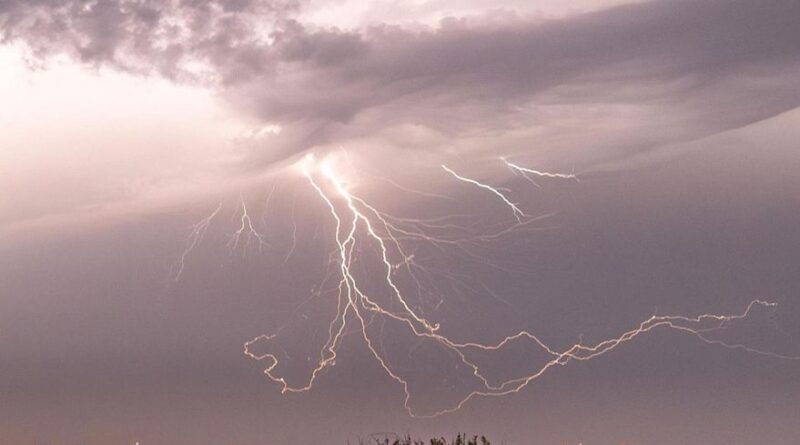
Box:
xmin=3 ymin=0 xmax=800 ymax=169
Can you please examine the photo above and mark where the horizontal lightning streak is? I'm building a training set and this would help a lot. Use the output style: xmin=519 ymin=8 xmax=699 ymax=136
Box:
xmin=503 ymin=159 xmax=578 ymax=185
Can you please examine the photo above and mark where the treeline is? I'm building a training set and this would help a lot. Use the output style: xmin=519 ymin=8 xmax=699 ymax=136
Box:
xmin=362 ymin=433 xmax=492 ymax=445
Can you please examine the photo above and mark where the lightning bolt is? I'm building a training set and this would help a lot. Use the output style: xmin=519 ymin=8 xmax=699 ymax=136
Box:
xmin=171 ymin=202 xmax=223 ymax=281
xmin=284 ymin=190 xmax=299 ymax=264
xmin=503 ymin=158 xmax=579 ymax=186
xmin=227 ymin=196 xmax=269 ymax=256
xmin=442 ymin=165 xmax=526 ymax=222
xmin=174 ymin=152 xmax=798 ymax=417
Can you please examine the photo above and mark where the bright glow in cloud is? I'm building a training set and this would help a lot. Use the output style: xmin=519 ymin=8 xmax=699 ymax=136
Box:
xmin=0 ymin=44 xmax=251 ymax=229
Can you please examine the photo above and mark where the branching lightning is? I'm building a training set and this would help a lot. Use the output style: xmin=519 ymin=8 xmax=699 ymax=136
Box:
xmin=227 ymin=196 xmax=269 ymax=255
xmin=442 ymin=165 xmax=526 ymax=222
xmin=174 ymin=152 xmax=798 ymax=417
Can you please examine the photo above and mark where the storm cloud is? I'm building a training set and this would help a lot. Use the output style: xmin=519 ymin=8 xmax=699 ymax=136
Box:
xmin=3 ymin=0 xmax=800 ymax=168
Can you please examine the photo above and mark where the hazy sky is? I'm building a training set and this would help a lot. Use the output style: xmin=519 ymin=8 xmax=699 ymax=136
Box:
xmin=1 ymin=1 xmax=800 ymax=444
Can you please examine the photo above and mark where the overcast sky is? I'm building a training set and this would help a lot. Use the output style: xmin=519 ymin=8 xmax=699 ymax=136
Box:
xmin=1 ymin=1 xmax=800 ymax=444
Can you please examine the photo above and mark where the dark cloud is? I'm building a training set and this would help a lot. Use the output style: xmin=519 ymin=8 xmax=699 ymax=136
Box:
xmin=234 ymin=0 xmax=800 ymax=165
xmin=0 ymin=0 xmax=298 ymax=78
xmin=3 ymin=0 xmax=800 ymax=167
